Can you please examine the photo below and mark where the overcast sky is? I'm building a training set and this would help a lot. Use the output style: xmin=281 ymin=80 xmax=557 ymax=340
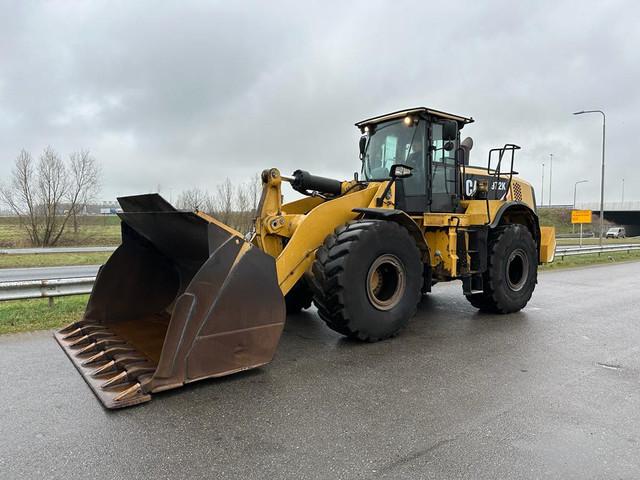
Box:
xmin=1 ymin=0 xmax=638 ymax=205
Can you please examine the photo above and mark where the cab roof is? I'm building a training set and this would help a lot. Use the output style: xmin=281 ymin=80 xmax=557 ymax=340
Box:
xmin=355 ymin=107 xmax=474 ymax=129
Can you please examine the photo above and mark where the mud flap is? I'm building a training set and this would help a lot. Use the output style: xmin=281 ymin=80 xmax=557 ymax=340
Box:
xmin=55 ymin=194 xmax=285 ymax=409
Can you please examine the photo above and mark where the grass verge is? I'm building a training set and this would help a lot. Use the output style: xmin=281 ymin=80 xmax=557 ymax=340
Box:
xmin=0 ymin=252 xmax=112 ymax=269
xmin=0 ymin=295 xmax=88 ymax=335
xmin=0 ymin=215 xmax=121 ymax=248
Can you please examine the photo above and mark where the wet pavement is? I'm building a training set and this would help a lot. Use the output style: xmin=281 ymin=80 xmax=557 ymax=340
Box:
xmin=1 ymin=262 xmax=639 ymax=479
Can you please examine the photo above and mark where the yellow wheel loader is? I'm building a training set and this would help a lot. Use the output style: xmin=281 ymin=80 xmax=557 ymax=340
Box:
xmin=55 ymin=107 xmax=556 ymax=408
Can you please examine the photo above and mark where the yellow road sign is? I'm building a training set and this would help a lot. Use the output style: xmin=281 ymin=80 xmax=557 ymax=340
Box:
xmin=571 ymin=209 xmax=592 ymax=224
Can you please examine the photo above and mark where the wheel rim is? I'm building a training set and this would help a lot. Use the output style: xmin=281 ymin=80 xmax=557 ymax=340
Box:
xmin=366 ymin=254 xmax=406 ymax=311
xmin=506 ymin=248 xmax=529 ymax=292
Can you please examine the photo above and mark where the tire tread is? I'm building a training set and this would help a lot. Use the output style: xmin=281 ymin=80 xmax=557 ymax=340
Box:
xmin=311 ymin=220 xmax=422 ymax=341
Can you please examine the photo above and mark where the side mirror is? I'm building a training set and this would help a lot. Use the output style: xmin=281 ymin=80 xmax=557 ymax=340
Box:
xmin=359 ymin=136 xmax=367 ymax=159
xmin=442 ymin=120 xmax=458 ymax=141
xmin=390 ymin=163 xmax=413 ymax=179
xmin=375 ymin=164 xmax=413 ymax=207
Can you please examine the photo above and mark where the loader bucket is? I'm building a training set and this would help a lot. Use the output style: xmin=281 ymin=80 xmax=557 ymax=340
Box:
xmin=54 ymin=194 xmax=285 ymax=409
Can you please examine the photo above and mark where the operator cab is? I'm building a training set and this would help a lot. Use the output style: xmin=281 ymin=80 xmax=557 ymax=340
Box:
xmin=357 ymin=107 xmax=474 ymax=213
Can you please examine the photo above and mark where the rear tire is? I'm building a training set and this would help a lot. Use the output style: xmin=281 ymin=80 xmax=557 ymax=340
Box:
xmin=285 ymin=277 xmax=314 ymax=314
xmin=312 ymin=220 xmax=423 ymax=341
xmin=465 ymin=224 xmax=537 ymax=313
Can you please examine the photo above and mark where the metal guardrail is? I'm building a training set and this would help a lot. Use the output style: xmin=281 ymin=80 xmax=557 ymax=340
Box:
xmin=0 ymin=276 xmax=96 ymax=301
xmin=1 ymin=244 xmax=640 ymax=302
xmin=556 ymin=232 xmax=595 ymax=239
xmin=555 ymin=244 xmax=640 ymax=259
xmin=0 ymin=246 xmax=116 ymax=255
xmin=555 ymin=243 xmax=640 ymax=252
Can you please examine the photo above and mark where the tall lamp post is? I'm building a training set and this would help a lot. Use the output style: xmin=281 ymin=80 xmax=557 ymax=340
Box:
xmin=573 ymin=110 xmax=606 ymax=246
xmin=548 ymin=153 xmax=553 ymax=207
xmin=541 ymin=162 xmax=545 ymax=207
xmin=572 ymin=180 xmax=588 ymax=234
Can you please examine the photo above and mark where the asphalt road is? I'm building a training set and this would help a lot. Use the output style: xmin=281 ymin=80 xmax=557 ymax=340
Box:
xmin=1 ymin=262 xmax=639 ymax=479
xmin=0 ymin=265 xmax=100 ymax=282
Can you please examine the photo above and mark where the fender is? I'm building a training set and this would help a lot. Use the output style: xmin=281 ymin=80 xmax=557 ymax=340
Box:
xmin=489 ymin=201 xmax=541 ymax=250
xmin=353 ymin=208 xmax=429 ymax=261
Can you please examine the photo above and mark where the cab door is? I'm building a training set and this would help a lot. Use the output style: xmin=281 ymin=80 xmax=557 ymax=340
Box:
xmin=395 ymin=122 xmax=428 ymax=213
xmin=428 ymin=121 xmax=460 ymax=213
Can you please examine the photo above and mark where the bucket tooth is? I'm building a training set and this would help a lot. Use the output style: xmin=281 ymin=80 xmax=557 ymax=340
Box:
xmin=75 ymin=342 xmax=98 ymax=356
xmin=75 ymin=341 xmax=109 ymax=357
xmin=110 ymin=373 xmax=153 ymax=403
xmin=59 ymin=321 xmax=90 ymax=335
xmin=90 ymin=360 xmax=117 ymax=377
xmin=113 ymin=382 xmax=142 ymax=403
xmin=100 ymin=371 xmax=129 ymax=390
xmin=76 ymin=338 xmax=126 ymax=357
xmin=67 ymin=335 xmax=93 ymax=348
xmin=61 ymin=327 xmax=84 ymax=340
xmin=68 ymin=331 xmax=115 ymax=349
xmin=58 ymin=323 xmax=79 ymax=335
xmin=62 ymin=325 xmax=106 ymax=340
xmin=100 ymin=363 xmax=157 ymax=389
xmin=86 ymin=330 xmax=115 ymax=339
xmin=91 ymin=355 xmax=148 ymax=377
xmin=81 ymin=346 xmax=135 ymax=366
xmin=81 ymin=350 xmax=108 ymax=366
xmin=84 ymin=331 xmax=116 ymax=342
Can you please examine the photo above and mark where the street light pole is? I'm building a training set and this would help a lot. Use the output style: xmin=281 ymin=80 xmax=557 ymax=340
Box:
xmin=548 ymin=153 xmax=553 ymax=207
xmin=622 ymin=178 xmax=625 ymax=203
xmin=573 ymin=180 xmax=588 ymax=208
xmin=541 ymin=162 xmax=545 ymax=207
xmin=573 ymin=110 xmax=606 ymax=246
xmin=572 ymin=179 xmax=588 ymax=234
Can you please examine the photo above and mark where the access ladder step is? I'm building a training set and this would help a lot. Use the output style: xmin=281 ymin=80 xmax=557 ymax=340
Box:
xmin=462 ymin=274 xmax=484 ymax=295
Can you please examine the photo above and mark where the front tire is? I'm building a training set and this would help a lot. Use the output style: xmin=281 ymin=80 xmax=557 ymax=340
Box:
xmin=465 ymin=224 xmax=537 ymax=313
xmin=312 ymin=220 xmax=423 ymax=341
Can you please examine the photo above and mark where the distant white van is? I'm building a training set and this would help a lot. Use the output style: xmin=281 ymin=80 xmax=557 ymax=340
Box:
xmin=606 ymin=227 xmax=626 ymax=239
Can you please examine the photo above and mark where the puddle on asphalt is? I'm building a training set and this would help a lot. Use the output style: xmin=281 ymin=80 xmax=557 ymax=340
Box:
xmin=597 ymin=362 xmax=622 ymax=370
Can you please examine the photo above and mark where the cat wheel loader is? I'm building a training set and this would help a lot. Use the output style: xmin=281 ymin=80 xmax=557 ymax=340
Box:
xmin=55 ymin=107 xmax=556 ymax=408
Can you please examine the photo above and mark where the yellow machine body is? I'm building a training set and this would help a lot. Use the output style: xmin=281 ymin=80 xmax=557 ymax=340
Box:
xmin=55 ymin=107 xmax=555 ymax=408
xmin=255 ymin=168 xmax=554 ymax=292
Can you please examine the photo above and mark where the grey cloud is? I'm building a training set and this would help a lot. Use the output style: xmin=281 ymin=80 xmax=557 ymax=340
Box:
xmin=0 ymin=0 xmax=637 ymax=204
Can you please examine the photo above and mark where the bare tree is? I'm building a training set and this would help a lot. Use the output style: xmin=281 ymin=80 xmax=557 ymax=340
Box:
xmin=1 ymin=150 xmax=41 ymax=245
xmin=249 ymin=173 xmax=261 ymax=216
xmin=213 ymin=178 xmax=234 ymax=225
xmin=0 ymin=147 xmax=102 ymax=247
xmin=231 ymin=174 xmax=263 ymax=233
xmin=170 ymin=174 xmax=263 ymax=234
xmin=176 ymin=188 xmax=210 ymax=211
xmin=235 ymin=181 xmax=252 ymax=233
xmin=37 ymin=147 xmax=69 ymax=245
xmin=68 ymin=150 xmax=101 ymax=233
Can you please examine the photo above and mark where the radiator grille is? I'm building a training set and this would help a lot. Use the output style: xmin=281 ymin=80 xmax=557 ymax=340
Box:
xmin=512 ymin=182 xmax=523 ymax=201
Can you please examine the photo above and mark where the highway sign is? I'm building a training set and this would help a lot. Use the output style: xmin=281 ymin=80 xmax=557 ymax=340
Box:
xmin=571 ymin=209 xmax=592 ymax=224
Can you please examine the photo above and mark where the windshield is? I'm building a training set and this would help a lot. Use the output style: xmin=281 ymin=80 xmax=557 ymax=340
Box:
xmin=361 ymin=119 xmax=422 ymax=180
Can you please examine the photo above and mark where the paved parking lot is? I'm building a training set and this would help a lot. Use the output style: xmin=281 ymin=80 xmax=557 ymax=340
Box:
xmin=1 ymin=262 xmax=639 ymax=479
